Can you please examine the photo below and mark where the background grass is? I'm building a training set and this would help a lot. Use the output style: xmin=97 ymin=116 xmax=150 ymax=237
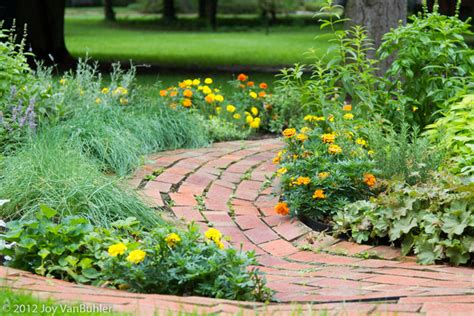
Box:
xmin=65 ymin=7 xmax=334 ymax=67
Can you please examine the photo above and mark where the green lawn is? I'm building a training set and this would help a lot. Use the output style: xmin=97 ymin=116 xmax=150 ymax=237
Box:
xmin=65 ymin=7 xmax=334 ymax=68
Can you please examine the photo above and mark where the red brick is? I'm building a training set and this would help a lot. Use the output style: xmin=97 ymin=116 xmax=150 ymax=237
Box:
xmin=232 ymin=200 xmax=260 ymax=216
xmin=186 ymin=173 xmax=215 ymax=187
xmin=144 ymin=180 xmax=172 ymax=193
xmin=178 ymin=184 xmax=204 ymax=195
xmin=202 ymin=212 xmax=234 ymax=226
xmin=327 ymin=241 xmax=374 ymax=256
xmin=421 ymin=303 xmax=474 ymax=314
xmin=399 ymin=295 xmax=474 ymax=304
xmin=262 ymin=215 xmax=291 ymax=227
xmin=234 ymin=180 xmax=262 ymax=201
xmin=205 ymin=198 xmax=228 ymax=212
xmin=169 ymin=192 xmax=197 ymax=207
xmin=259 ymin=239 xmax=299 ymax=257
xmin=206 ymin=184 xmax=233 ymax=201
xmin=244 ymin=226 xmax=279 ymax=245
xmin=273 ymin=220 xmax=312 ymax=241
xmin=308 ymin=277 xmax=376 ymax=289
xmin=165 ymin=166 xmax=194 ymax=175
xmin=172 ymin=206 xmax=205 ymax=222
xmin=155 ymin=172 xmax=185 ymax=184
xmin=370 ymin=245 xmax=402 ymax=260
xmin=375 ymin=303 xmax=423 ymax=313
xmin=364 ymin=275 xmax=431 ymax=287
xmin=234 ymin=215 xmax=267 ymax=231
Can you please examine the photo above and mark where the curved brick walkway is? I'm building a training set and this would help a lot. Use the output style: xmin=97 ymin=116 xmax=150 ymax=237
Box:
xmin=1 ymin=139 xmax=473 ymax=315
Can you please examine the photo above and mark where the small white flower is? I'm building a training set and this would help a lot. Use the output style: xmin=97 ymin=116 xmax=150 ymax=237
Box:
xmin=4 ymin=256 xmax=12 ymax=261
xmin=0 ymin=220 xmax=5 ymax=228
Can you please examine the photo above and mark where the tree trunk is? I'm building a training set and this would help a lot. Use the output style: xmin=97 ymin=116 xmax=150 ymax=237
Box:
xmin=345 ymin=0 xmax=407 ymax=74
xmin=104 ymin=0 xmax=116 ymax=21
xmin=1 ymin=0 xmax=73 ymax=66
xmin=163 ymin=0 xmax=176 ymax=21
xmin=198 ymin=0 xmax=206 ymax=19
xmin=201 ymin=0 xmax=218 ymax=30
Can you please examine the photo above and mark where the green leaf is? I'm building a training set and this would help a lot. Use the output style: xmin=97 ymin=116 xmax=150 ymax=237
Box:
xmin=18 ymin=237 xmax=36 ymax=250
xmin=38 ymin=248 xmax=50 ymax=259
xmin=82 ymin=268 xmax=100 ymax=279
xmin=38 ymin=204 xmax=57 ymax=219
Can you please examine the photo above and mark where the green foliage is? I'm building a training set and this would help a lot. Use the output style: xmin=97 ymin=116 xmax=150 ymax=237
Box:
xmin=0 ymin=134 xmax=161 ymax=228
xmin=378 ymin=8 xmax=474 ymax=127
xmin=200 ymin=115 xmax=251 ymax=142
xmin=334 ymin=173 xmax=474 ymax=265
xmin=0 ymin=208 xmax=272 ymax=301
xmin=277 ymin=112 xmax=378 ymax=220
xmin=366 ymin=123 xmax=445 ymax=185
xmin=425 ymin=94 xmax=474 ymax=177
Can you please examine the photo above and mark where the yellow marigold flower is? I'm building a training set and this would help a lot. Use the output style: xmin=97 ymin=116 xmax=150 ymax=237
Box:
xmin=59 ymin=78 xmax=67 ymax=85
xmin=127 ymin=249 xmax=146 ymax=264
xmin=343 ymin=104 xmax=352 ymax=111
xmin=344 ymin=113 xmax=354 ymax=120
xmin=356 ymin=138 xmax=367 ymax=147
xmin=250 ymin=117 xmax=261 ymax=129
xmin=216 ymin=241 xmax=225 ymax=249
xmin=178 ymin=81 xmax=187 ymax=89
xmin=272 ymin=156 xmax=281 ymax=164
xmin=412 ymin=106 xmax=418 ymax=112
xmin=182 ymin=98 xmax=192 ymax=107
xmin=197 ymin=85 xmax=203 ymax=90
xmin=183 ymin=89 xmax=193 ymax=98
xmin=120 ymin=98 xmax=128 ymax=105
xmin=328 ymin=144 xmax=342 ymax=154
xmin=205 ymin=94 xmax=215 ymax=103
xmin=216 ymin=107 xmax=222 ymax=113
xmin=246 ymin=115 xmax=254 ymax=124
xmin=292 ymin=154 xmax=299 ymax=160
xmin=108 ymin=243 xmax=127 ymax=257
xmin=313 ymin=189 xmax=326 ymax=199
xmin=214 ymin=88 xmax=220 ymax=92
xmin=114 ymin=87 xmax=128 ymax=95
xmin=251 ymin=107 xmax=259 ymax=116
xmin=304 ymin=115 xmax=325 ymax=122
xmin=321 ymin=133 xmax=336 ymax=144
xmin=215 ymin=94 xmax=224 ymax=102
xmin=301 ymin=127 xmax=311 ymax=134
xmin=249 ymin=92 xmax=258 ymax=99
xmin=277 ymin=167 xmax=287 ymax=176
xmin=296 ymin=133 xmax=308 ymax=142
xmin=294 ymin=176 xmax=311 ymax=185
xmin=282 ymin=128 xmax=296 ymax=138
xmin=184 ymin=79 xmax=193 ymax=86
xmin=364 ymin=173 xmax=377 ymax=187
xmin=367 ymin=150 xmax=375 ymax=156
xmin=165 ymin=233 xmax=181 ymax=247
xmin=160 ymin=90 xmax=168 ymax=97
xmin=275 ymin=202 xmax=289 ymax=216
xmin=101 ymin=87 xmax=110 ymax=94
xmin=328 ymin=114 xmax=335 ymax=122
xmin=95 ymin=97 xmax=102 ymax=104
xmin=203 ymin=86 xmax=212 ymax=95
xmin=205 ymin=228 xmax=222 ymax=243
xmin=192 ymin=79 xmax=200 ymax=86
xmin=233 ymin=113 xmax=241 ymax=119
xmin=204 ymin=78 xmax=213 ymax=84
xmin=226 ymin=105 xmax=236 ymax=113
xmin=318 ymin=172 xmax=330 ymax=179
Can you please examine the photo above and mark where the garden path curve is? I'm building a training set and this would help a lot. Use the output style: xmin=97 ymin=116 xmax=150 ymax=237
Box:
xmin=1 ymin=138 xmax=473 ymax=315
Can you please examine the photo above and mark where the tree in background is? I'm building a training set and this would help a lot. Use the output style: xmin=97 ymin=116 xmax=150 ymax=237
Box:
xmin=104 ymin=0 xmax=116 ymax=21
xmin=0 ymin=0 xmax=73 ymax=66
xmin=199 ymin=0 xmax=218 ymax=30
xmin=344 ymin=0 xmax=407 ymax=73
xmin=163 ymin=0 xmax=176 ymax=21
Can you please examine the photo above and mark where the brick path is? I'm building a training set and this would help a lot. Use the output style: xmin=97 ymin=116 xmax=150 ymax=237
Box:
xmin=1 ymin=138 xmax=473 ymax=315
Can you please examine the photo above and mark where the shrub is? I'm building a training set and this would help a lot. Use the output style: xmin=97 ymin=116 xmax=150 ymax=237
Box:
xmin=378 ymin=6 xmax=474 ymax=127
xmin=334 ymin=173 xmax=474 ymax=265
xmin=0 ymin=133 xmax=161 ymax=228
xmin=274 ymin=108 xmax=379 ymax=221
xmin=0 ymin=207 xmax=272 ymax=301
xmin=425 ymin=94 xmax=474 ymax=177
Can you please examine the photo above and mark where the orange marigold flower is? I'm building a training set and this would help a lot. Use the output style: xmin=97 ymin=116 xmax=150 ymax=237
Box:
xmin=239 ymin=84 xmax=246 ymax=89
xmin=247 ymin=81 xmax=255 ymax=87
xmin=296 ymin=133 xmax=308 ymax=142
xmin=343 ymin=104 xmax=352 ymax=111
xmin=160 ymin=90 xmax=168 ymax=97
xmin=237 ymin=73 xmax=248 ymax=81
xmin=363 ymin=173 xmax=377 ymax=187
xmin=258 ymin=91 xmax=266 ymax=98
xmin=294 ymin=176 xmax=311 ymax=185
xmin=272 ymin=156 xmax=281 ymax=164
xmin=275 ymin=202 xmax=289 ymax=216
xmin=170 ymin=91 xmax=178 ymax=97
xmin=205 ymin=94 xmax=215 ymax=103
xmin=259 ymin=82 xmax=268 ymax=89
xmin=321 ymin=133 xmax=336 ymax=144
xmin=182 ymin=98 xmax=192 ymax=107
xmin=313 ymin=189 xmax=326 ymax=199
xmin=282 ymin=128 xmax=296 ymax=138
xmin=183 ymin=89 xmax=193 ymax=98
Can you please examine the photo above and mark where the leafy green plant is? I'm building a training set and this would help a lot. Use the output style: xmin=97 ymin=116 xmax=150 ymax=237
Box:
xmin=378 ymin=4 xmax=474 ymax=127
xmin=425 ymin=94 xmax=474 ymax=177
xmin=0 ymin=207 xmax=272 ymax=301
xmin=334 ymin=173 xmax=474 ymax=265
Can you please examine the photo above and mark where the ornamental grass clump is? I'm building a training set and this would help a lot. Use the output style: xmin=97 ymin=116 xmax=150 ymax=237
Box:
xmin=0 ymin=208 xmax=272 ymax=302
xmin=0 ymin=133 xmax=161 ymax=228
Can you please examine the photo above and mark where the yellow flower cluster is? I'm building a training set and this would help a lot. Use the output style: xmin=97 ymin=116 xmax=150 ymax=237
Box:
xmin=165 ymin=233 xmax=181 ymax=248
xmin=292 ymin=176 xmax=311 ymax=186
xmin=126 ymin=250 xmax=146 ymax=264
xmin=205 ymin=228 xmax=224 ymax=249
